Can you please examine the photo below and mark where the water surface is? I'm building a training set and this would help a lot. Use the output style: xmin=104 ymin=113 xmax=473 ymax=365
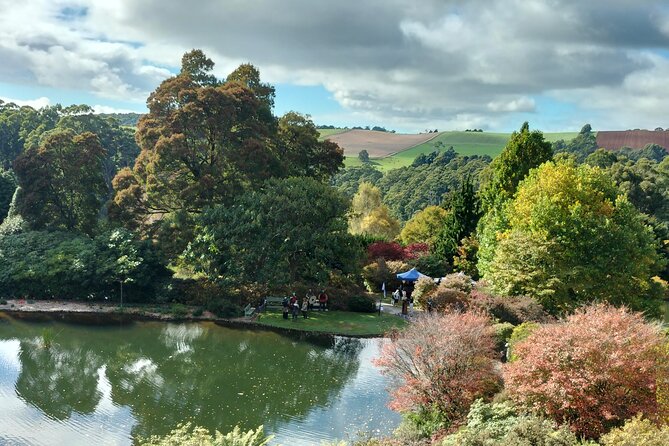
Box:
xmin=0 ymin=316 xmax=400 ymax=445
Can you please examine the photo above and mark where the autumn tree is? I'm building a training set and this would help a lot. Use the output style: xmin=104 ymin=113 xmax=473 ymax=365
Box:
xmin=504 ymin=304 xmax=669 ymax=439
xmin=400 ymin=205 xmax=450 ymax=246
xmin=110 ymin=50 xmax=343 ymax=249
xmin=349 ymin=182 xmax=400 ymax=239
xmin=477 ymin=123 xmax=552 ymax=275
xmin=375 ymin=311 xmax=500 ymax=428
xmin=13 ymin=129 xmax=106 ymax=234
xmin=485 ymin=159 xmax=664 ymax=314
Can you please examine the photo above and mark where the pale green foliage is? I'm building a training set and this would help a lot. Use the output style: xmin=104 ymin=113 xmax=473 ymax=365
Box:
xmin=350 ymin=182 xmax=400 ymax=239
xmin=400 ymin=205 xmax=450 ymax=246
xmin=485 ymin=159 xmax=664 ymax=315
xmin=139 ymin=423 xmax=271 ymax=446
xmin=599 ymin=416 xmax=669 ymax=446
xmin=441 ymin=400 xmax=585 ymax=446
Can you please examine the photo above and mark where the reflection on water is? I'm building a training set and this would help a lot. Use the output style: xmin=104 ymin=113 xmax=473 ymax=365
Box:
xmin=0 ymin=317 xmax=400 ymax=445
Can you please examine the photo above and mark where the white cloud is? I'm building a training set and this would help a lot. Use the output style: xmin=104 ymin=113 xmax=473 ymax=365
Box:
xmin=0 ymin=96 xmax=51 ymax=108
xmin=1 ymin=0 xmax=669 ymax=130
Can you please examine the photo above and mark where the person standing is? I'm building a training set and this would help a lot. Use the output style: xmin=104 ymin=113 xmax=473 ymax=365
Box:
xmin=318 ymin=289 xmax=329 ymax=311
xmin=301 ymin=298 xmax=309 ymax=319
xmin=282 ymin=295 xmax=290 ymax=319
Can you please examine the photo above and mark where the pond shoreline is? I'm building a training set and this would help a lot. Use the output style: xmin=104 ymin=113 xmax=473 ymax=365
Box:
xmin=0 ymin=299 xmax=388 ymax=339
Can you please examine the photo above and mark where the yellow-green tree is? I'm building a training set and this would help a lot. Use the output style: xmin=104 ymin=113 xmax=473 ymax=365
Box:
xmin=485 ymin=159 xmax=664 ymax=315
xmin=349 ymin=182 xmax=399 ymax=239
xmin=400 ymin=205 xmax=450 ymax=245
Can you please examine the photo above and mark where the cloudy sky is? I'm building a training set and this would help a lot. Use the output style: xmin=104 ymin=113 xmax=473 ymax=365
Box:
xmin=2 ymin=0 xmax=669 ymax=133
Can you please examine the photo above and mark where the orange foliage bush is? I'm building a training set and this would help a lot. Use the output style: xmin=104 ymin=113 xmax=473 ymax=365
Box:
xmin=504 ymin=304 xmax=668 ymax=439
xmin=375 ymin=311 xmax=501 ymax=425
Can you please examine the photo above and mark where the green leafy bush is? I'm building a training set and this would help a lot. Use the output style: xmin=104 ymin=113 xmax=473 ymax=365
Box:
xmin=348 ymin=295 xmax=377 ymax=313
xmin=170 ymin=303 xmax=189 ymax=318
xmin=138 ymin=423 xmax=271 ymax=446
xmin=206 ymin=298 xmax=240 ymax=318
xmin=413 ymin=276 xmax=438 ymax=309
xmin=441 ymin=400 xmax=586 ymax=446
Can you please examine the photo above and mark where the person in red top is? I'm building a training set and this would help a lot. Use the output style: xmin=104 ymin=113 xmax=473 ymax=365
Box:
xmin=318 ymin=289 xmax=328 ymax=311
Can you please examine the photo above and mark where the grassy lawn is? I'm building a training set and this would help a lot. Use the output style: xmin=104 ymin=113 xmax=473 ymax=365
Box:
xmin=255 ymin=309 xmax=407 ymax=336
xmin=342 ymin=130 xmax=584 ymax=172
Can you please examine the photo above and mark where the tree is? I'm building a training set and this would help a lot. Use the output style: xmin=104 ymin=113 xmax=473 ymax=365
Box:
xmin=184 ymin=177 xmax=361 ymax=286
xmin=226 ymin=63 xmax=275 ymax=112
xmin=434 ymin=175 xmax=481 ymax=261
xmin=552 ymin=123 xmax=598 ymax=162
xmin=358 ymin=149 xmax=370 ymax=163
xmin=504 ymin=304 xmax=669 ymax=439
xmin=13 ymin=129 xmax=106 ymax=234
xmin=375 ymin=311 xmax=500 ymax=428
xmin=180 ymin=49 xmax=218 ymax=86
xmin=275 ymin=111 xmax=343 ymax=178
xmin=349 ymin=182 xmax=400 ymax=239
xmin=400 ymin=205 xmax=450 ymax=246
xmin=480 ymin=122 xmax=553 ymax=210
xmin=485 ymin=160 xmax=664 ymax=315
xmin=331 ymin=163 xmax=383 ymax=197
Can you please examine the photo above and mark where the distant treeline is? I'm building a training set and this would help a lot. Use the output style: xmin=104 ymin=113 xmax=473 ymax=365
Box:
xmin=97 ymin=112 xmax=143 ymax=127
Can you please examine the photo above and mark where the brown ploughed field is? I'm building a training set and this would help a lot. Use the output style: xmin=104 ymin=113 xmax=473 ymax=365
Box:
xmin=326 ymin=130 xmax=438 ymax=157
xmin=597 ymin=130 xmax=669 ymax=151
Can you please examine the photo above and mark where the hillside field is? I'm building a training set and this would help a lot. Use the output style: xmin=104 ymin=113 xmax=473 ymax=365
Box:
xmin=333 ymin=130 xmax=580 ymax=171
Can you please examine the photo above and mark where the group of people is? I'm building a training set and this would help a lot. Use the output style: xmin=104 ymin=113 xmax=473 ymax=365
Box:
xmin=282 ymin=289 xmax=329 ymax=320
xmin=391 ymin=281 xmax=415 ymax=316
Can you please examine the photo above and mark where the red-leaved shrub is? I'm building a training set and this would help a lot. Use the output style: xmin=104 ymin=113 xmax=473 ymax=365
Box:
xmin=403 ymin=242 xmax=430 ymax=260
xmin=504 ymin=304 xmax=669 ymax=439
xmin=367 ymin=241 xmax=405 ymax=261
xmin=375 ymin=311 xmax=501 ymax=425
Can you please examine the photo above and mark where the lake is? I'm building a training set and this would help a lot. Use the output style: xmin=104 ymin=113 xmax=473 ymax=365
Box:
xmin=0 ymin=316 xmax=400 ymax=445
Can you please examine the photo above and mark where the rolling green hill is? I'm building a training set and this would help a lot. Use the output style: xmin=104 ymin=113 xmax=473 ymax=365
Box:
xmin=338 ymin=131 xmax=581 ymax=172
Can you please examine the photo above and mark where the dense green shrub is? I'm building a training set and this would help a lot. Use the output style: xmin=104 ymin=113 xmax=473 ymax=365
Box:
xmin=348 ymin=295 xmax=377 ymax=313
xmin=206 ymin=298 xmax=241 ymax=318
xmin=0 ymin=229 xmax=168 ymax=300
xmin=441 ymin=400 xmax=585 ymax=446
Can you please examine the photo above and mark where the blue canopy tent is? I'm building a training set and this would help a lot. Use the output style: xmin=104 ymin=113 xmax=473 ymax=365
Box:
xmin=396 ymin=268 xmax=429 ymax=282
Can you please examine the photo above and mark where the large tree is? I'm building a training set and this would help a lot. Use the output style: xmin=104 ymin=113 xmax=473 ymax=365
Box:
xmin=13 ymin=129 xmax=106 ymax=234
xmin=275 ymin=111 xmax=343 ymax=178
xmin=110 ymin=50 xmax=343 ymax=243
xmin=477 ymin=122 xmax=552 ymax=275
xmin=184 ymin=177 xmax=360 ymax=286
xmin=434 ymin=175 xmax=481 ymax=261
xmin=485 ymin=160 xmax=664 ymax=315
xmin=480 ymin=122 xmax=552 ymax=209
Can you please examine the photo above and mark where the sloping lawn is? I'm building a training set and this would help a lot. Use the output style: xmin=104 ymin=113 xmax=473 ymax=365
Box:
xmin=255 ymin=309 xmax=406 ymax=336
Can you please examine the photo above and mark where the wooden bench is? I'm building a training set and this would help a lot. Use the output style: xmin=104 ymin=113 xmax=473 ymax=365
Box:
xmin=264 ymin=296 xmax=285 ymax=310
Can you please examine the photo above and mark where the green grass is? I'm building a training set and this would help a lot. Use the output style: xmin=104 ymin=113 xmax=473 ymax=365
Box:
xmin=342 ymin=130 xmax=583 ymax=172
xmin=317 ymin=128 xmax=349 ymax=140
xmin=255 ymin=310 xmax=406 ymax=336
